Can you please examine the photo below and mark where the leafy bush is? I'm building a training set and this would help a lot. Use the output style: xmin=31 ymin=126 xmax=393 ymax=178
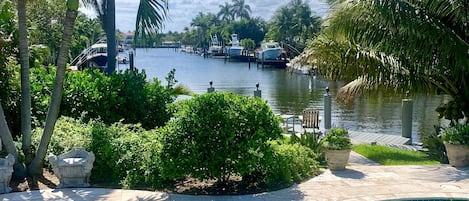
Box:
xmin=31 ymin=116 xmax=93 ymax=155
xmin=90 ymin=121 xmax=164 ymax=189
xmin=61 ymin=68 xmax=179 ymax=129
xmin=321 ymin=128 xmax=352 ymax=150
xmin=160 ymin=92 xmax=283 ymax=182
xmin=258 ymin=140 xmax=319 ymax=188
xmin=32 ymin=117 xmax=165 ymax=189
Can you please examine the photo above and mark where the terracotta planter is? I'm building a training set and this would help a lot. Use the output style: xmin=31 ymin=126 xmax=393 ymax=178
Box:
xmin=325 ymin=149 xmax=351 ymax=171
xmin=444 ymin=143 xmax=469 ymax=167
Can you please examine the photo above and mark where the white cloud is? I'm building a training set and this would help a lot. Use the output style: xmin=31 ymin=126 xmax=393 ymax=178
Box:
xmin=82 ymin=0 xmax=330 ymax=33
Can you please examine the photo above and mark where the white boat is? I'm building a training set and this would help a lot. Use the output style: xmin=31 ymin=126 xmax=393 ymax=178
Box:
xmin=117 ymin=53 xmax=129 ymax=64
xmin=208 ymin=35 xmax=225 ymax=57
xmin=227 ymin=34 xmax=244 ymax=56
xmin=257 ymin=40 xmax=282 ymax=60
xmin=70 ymin=42 xmax=108 ymax=71
xmin=70 ymin=41 xmax=126 ymax=71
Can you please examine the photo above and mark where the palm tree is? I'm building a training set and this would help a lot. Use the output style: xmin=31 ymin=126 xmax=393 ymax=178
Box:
xmin=191 ymin=12 xmax=218 ymax=48
xmin=28 ymin=0 xmax=81 ymax=175
xmin=231 ymin=0 xmax=251 ymax=20
xmin=304 ymin=0 xmax=469 ymax=121
xmin=16 ymin=0 xmax=31 ymax=176
xmin=267 ymin=0 xmax=321 ymax=51
xmin=90 ymin=0 xmax=168 ymax=75
xmin=217 ymin=2 xmax=234 ymax=22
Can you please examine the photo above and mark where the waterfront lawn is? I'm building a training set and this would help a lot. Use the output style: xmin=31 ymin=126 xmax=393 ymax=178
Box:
xmin=353 ymin=144 xmax=440 ymax=165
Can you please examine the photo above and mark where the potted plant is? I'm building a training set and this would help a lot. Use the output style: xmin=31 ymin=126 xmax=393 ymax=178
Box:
xmin=441 ymin=124 xmax=469 ymax=167
xmin=321 ymin=128 xmax=352 ymax=171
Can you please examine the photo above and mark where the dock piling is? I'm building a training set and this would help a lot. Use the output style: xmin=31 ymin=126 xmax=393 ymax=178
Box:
xmin=324 ymin=87 xmax=331 ymax=129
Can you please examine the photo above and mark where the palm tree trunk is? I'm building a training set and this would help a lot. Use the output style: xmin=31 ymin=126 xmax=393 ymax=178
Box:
xmin=17 ymin=0 xmax=33 ymax=168
xmin=28 ymin=7 xmax=79 ymax=176
xmin=106 ymin=0 xmax=116 ymax=75
xmin=0 ymin=104 xmax=26 ymax=176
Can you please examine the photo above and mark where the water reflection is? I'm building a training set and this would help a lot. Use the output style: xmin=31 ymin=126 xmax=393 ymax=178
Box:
xmin=131 ymin=48 xmax=445 ymax=142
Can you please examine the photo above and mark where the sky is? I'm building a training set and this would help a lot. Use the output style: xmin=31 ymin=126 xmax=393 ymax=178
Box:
xmin=81 ymin=0 xmax=330 ymax=33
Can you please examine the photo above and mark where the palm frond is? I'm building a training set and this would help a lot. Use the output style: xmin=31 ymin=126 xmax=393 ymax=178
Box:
xmin=135 ymin=0 xmax=168 ymax=41
xmin=306 ymin=0 xmax=468 ymax=102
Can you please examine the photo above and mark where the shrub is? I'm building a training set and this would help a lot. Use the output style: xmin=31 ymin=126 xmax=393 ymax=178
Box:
xmin=61 ymin=69 xmax=179 ymax=129
xmin=160 ymin=92 xmax=283 ymax=182
xmin=90 ymin=121 xmax=164 ymax=189
xmin=32 ymin=117 xmax=165 ymax=189
xmin=31 ymin=116 xmax=93 ymax=155
xmin=258 ymin=140 xmax=320 ymax=188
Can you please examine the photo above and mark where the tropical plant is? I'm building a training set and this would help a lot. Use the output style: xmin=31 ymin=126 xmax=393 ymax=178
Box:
xmin=88 ymin=0 xmax=168 ymax=74
xmin=217 ymin=2 xmax=234 ymax=23
xmin=240 ymin=38 xmax=256 ymax=50
xmin=223 ymin=17 xmax=267 ymax=47
xmin=17 ymin=0 xmax=33 ymax=174
xmin=304 ymin=0 xmax=469 ymax=122
xmin=420 ymin=126 xmax=448 ymax=164
xmin=266 ymin=0 xmax=322 ymax=52
xmin=441 ymin=124 xmax=469 ymax=145
xmin=231 ymin=0 xmax=251 ymax=20
xmin=290 ymin=131 xmax=324 ymax=159
xmin=321 ymin=128 xmax=352 ymax=150
xmin=190 ymin=12 xmax=219 ymax=48
xmin=0 ymin=0 xmax=96 ymax=177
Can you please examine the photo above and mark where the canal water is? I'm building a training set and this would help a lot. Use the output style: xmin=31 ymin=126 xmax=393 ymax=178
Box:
xmin=120 ymin=48 xmax=448 ymax=142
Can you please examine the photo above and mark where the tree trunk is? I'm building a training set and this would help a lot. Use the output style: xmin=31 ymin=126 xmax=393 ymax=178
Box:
xmin=28 ymin=7 xmax=78 ymax=176
xmin=17 ymin=0 xmax=33 ymax=168
xmin=106 ymin=0 xmax=116 ymax=75
xmin=0 ymin=103 xmax=26 ymax=176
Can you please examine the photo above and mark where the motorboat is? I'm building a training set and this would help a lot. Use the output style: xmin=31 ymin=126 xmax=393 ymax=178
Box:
xmin=208 ymin=35 xmax=225 ymax=57
xmin=227 ymin=34 xmax=244 ymax=57
xmin=117 ymin=53 xmax=129 ymax=64
xmin=257 ymin=40 xmax=282 ymax=60
xmin=70 ymin=42 xmax=108 ymax=71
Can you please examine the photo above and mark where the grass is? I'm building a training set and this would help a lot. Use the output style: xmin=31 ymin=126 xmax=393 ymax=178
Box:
xmin=353 ymin=144 xmax=440 ymax=165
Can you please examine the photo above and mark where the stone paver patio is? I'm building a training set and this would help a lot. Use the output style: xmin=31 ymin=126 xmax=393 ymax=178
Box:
xmin=2 ymin=152 xmax=469 ymax=201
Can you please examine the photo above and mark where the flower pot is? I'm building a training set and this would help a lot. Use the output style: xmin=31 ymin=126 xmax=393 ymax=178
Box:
xmin=444 ymin=143 xmax=469 ymax=167
xmin=325 ymin=149 xmax=351 ymax=171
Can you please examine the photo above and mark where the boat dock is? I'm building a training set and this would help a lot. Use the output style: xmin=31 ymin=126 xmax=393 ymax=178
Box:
xmin=349 ymin=131 xmax=412 ymax=145
xmin=281 ymin=117 xmax=412 ymax=146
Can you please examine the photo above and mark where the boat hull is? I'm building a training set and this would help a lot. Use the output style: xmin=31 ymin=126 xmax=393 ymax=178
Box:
xmin=257 ymin=49 xmax=282 ymax=60
xmin=228 ymin=47 xmax=244 ymax=56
